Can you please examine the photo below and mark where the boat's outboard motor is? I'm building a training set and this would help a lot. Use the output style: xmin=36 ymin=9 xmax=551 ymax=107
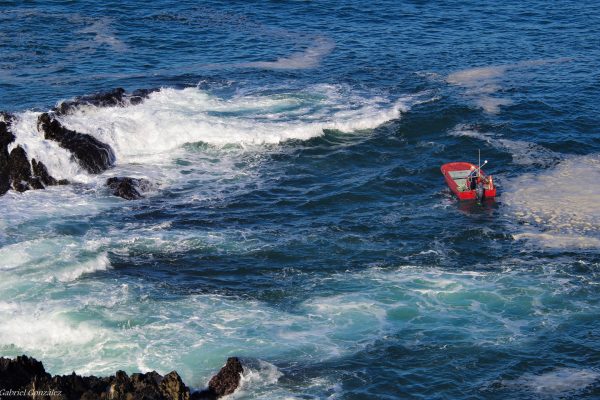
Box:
xmin=476 ymin=181 xmax=485 ymax=202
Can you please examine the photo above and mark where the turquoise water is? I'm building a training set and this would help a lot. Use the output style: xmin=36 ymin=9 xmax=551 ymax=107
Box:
xmin=1 ymin=1 xmax=600 ymax=398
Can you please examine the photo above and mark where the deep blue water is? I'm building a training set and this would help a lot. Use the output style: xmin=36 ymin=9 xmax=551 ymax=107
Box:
xmin=1 ymin=1 xmax=600 ymax=399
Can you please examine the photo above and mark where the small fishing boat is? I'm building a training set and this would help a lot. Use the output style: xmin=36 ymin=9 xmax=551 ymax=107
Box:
xmin=441 ymin=161 xmax=496 ymax=201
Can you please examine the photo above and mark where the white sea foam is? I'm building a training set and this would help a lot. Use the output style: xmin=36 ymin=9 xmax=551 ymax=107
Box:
xmin=450 ymin=125 xmax=559 ymax=167
xmin=447 ymin=58 xmax=569 ymax=113
xmin=0 ymin=305 xmax=102 ymax=350
xmin=71 ymin=17 xmax=127 ymax=52
xmin=226 ymin=360 xmax=283 ymax=399
xmin=8 ymin=111 xmax=86 ymax=181
xmin=54 ymin=252 xmax=111 ymax=282
xmin=507 ymin=367 xmax=600 ymax=396
xmin=4 ymin=84 xmax=411 ymax=193
xmin=0 ymin=258 xmax=587 ymax=394
xmin=504 ymin=154 xmax=600 ymax=249
xmin=242 ymin=36 xmax=335 ymax=70
xmin=58 ymin=85 xmax=408 ymax=165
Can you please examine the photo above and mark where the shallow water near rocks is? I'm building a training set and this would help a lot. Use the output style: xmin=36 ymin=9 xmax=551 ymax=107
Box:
xmin=1 ymin=1 xmax=600 ymax=399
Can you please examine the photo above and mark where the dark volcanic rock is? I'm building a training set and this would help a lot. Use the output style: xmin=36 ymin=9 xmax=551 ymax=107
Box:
xmin=1 ymin=119 xmax=61 ymax=194
xmin=192 ymin=358 xmax=244 ymax=400
xmin=0 ymin=355 xmax=244 ymax=400
xmin=106 ymin=177 xmax=152 ymax=200
xmin=0 ymin=116 xmax=16 ymax=195
xmin=54 ymin=88 xmax=126 ymax=115
xmin=0 ymin=356 xmax=191 ymax=400
xmin=54 ymin=87 xmax=159 ymax=114
xmin=0 ymin=119 xmax=15 ymax=147
xmin=8 ymin=145 xmax=33 ymax=192
xmin=38 ymin=113 xmax=115 ymax=174
xmin=0 ymin=355 xmax=48 ymax=390
xmin=32 ymin=158 xmax=58 ymax=186
xmin=207 ymin=357 xmax=244 ymax=398
xmin=160 ymin=372 xmax=190 ymax=400
xmin=129 ymin=88 xmax=160 ymax=106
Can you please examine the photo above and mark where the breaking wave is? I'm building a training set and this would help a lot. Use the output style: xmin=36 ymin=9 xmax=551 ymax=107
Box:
xmin=8 ymin=84 xmax=413 ymax=184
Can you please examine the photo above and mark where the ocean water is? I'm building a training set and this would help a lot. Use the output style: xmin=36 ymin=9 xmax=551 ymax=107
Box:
xmin=1 ymin=1 xmax=600 ymax=398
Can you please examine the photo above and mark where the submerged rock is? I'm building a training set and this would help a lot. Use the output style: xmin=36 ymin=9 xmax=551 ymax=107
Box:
xmin=38 ymin=113 xmax=115 ymax=174
xmin=106 ymin=177 xmax=152 ymax=200
xmin=0 ymin=355 xmax=243 ymax=400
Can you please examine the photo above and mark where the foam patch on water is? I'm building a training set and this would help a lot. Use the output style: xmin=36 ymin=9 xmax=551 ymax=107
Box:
xmin=506 ymin=368 xmax=600 ymax=397
xmin=242 ymin=36 xmax=335 ymax=70
xmin=450 ymin=125 xmax=560 ymax=167
xmin=447 ymin=59 xmax=569 ymax=113
xmin=504 ymin=154 xmax=600 ymax=249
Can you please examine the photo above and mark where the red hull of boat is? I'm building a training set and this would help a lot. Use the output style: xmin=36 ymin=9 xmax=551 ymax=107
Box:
xmin=441 ymin=162 xmax=497 ymax=200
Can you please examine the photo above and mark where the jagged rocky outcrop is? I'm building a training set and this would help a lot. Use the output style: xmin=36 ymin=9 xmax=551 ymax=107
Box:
xmin=106 ymin=177 xmax=153 ymax=200
xmin=54 ymin=88 xmax=126 ymax=115
xmin=0 ymin=115 xmax=16 ymax=195
xmin=7 ymin=146 xmax=41 ymax=191
xmin=54 ymin=87 xmax=159 ymax=115
xmin=192 ymin=358 xmax=244 ymax=400
xmin=0 ymin=114 xmax=65 ymax=194
xmin=38 ymin=113 xmax=115 ymax=174
xmin=1 ymin=87 xmax=162 ymax=197
xmin=0 ymin=355 xmax=244 ymax=400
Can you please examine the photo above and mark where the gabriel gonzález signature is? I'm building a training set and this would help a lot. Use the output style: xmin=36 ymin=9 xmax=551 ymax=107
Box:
xmin=0 ymin=388 xmax=63 ymax=399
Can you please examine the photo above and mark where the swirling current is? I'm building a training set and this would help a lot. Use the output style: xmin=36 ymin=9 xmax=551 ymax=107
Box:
xmin=1 ymin=1 xmax=600 ymax=399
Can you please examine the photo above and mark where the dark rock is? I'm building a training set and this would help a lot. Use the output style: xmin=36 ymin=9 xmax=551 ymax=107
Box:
xmin=192 ymin=358 xmax=244 ymax=400
xmin=54 ymin=88 xmax=126 ymax=115
xmin=53 ymin=87 xmax=159 ymax=114
xmin=0 ymin=120 xmax=15 ymax=147
xmin=0 ymin=117 xmax=15 ymax=195
xmin=28 ymin=176 xmax=45 ymax=190
xmin=160 ymin=372 xmax=190 ymax=400
xmin=0 ymin=111 xmax=15 ymax=125
xmin=0 ymin=355 xmax=49 ymax=390
xmin=38 ymin=113 xmax=115 ymax=174
xmin=106 ymin=177 xmax=152 ymax=200
xmin=8 ymin=145 xmax=33 ymax=192
xmin=207 ymin=357 xmax=243 ymax=398
xmin=32 ymin=158 xmax=58 ymax=186
xmin=129 ymin=88 xmax=160 ymax=106
xmin=0 ymin=355 xmax=194 ymax=400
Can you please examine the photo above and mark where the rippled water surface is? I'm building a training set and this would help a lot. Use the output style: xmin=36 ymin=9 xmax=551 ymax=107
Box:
xmin=1 ymin=1 xmax=600 ymax=398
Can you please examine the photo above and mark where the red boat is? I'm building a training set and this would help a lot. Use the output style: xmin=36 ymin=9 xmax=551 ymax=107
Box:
xmin=441 ymin=161 xmax=496 ymax=201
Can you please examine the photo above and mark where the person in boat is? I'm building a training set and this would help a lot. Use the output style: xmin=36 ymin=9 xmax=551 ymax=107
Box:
xmin=467 ymin=165 xmax=479 ymax=190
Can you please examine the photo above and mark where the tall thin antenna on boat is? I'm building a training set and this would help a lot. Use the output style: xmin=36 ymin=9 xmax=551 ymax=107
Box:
xmin=478 ymin=149 xmax=481 ymax=177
